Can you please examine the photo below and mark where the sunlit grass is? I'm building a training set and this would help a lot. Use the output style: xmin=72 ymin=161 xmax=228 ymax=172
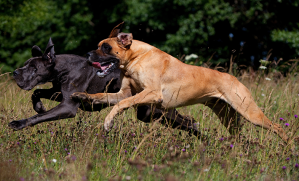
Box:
xmin=0 ymin=69 xmax=298 ymax=180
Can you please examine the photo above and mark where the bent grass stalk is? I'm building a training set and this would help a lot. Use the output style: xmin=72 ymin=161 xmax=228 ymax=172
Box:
xmin=0 ymin=69 xmax=298 ymax=180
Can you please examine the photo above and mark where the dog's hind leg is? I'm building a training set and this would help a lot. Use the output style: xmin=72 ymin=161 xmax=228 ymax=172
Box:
xmin=220 ymin=76 xmax=289 ymax=143
xmin=207 ymin=99 xmax=241 ymax=135
xmin=136 ymin=105 xmax=201 ymax=137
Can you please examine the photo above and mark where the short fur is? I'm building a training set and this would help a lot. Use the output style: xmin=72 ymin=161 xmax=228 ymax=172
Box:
xmin=72 ymin=22 xmax=290 ymax=145
xmin=9 ymin=38 xmax=200 ymax=136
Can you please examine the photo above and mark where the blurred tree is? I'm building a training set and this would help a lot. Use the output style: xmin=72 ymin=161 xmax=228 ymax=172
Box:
xmin=0 ymin=0 xmax=53 ymax=72
xmin=118 ymin=0 xmax=299 ymax=69
xmin=0 ymin=0 xmax=298 ymax=73
xmin=0 ymin=0 xmax=93 ymax=72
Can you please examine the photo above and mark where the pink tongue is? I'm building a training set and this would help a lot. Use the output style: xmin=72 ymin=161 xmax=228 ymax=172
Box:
xmin=92 ymin=62 xmax=102 ymax=69
xmin=92 ymin=62 xmax=110 ymax=71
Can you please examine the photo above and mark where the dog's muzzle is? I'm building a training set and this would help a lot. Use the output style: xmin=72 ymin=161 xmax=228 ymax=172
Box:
xmin=95 ymin=62 xmax=118 ymax=78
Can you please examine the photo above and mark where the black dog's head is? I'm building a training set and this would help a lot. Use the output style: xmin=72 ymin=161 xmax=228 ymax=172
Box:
xmin=13 ymin=38 xmax=56 ymax=90
xmin=86 ymin=23 xmax=127 ymax=78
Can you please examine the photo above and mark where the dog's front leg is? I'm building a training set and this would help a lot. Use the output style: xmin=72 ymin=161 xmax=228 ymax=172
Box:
xmin=32 ymin=88 xmax=62 ymax=113
xmin=9 ymin=99 xmax=80 ymax=130
xmin=102 ymin=89 xmax=163 ymax=131
xmin=71 ymin=89 xmax=132 ymax=105
xmin=71 ymin=76 xmax=132 ymax=105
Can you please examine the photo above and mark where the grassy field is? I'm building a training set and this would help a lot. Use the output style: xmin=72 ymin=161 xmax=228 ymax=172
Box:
xmin=0 ymin=68 xmax=299 ymax=181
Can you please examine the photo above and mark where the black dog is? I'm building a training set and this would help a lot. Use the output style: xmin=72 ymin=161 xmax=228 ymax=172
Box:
xmin=8 ymin=38 xmax=199 ymax=136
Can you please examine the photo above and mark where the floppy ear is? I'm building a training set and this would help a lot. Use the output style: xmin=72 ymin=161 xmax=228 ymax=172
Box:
xmin=32 ymin=45 xmax=43 ymax=57
xmin=109 ymin=22 xmax=124 ymax=38
xmin=42 ymin=37 xmax=56 ymax=63
xmin=117 ymin=33 xmax=133 ymax=49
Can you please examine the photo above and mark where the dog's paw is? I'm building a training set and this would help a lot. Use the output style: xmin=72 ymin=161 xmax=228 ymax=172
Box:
xmin=8 ymin=119 xmax=27 ymax=130
xmin=34 ymin=101 xmax=46 ymax=113
xmin=104 ymin=117 xmax=114 ymax=132
xmin=71 ymin=92 xmax=90 ymax=102
xmin=92 ymin=99 xmax=104 ymax=104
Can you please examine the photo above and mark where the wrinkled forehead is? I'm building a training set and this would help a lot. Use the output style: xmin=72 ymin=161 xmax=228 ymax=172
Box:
xmin=24 ymin=57 xmax=35 ymax=66
xmin=24 ymin=57 xmax=42 ymax=66
xmin=97 ymin=38 xmax=118 ymax=48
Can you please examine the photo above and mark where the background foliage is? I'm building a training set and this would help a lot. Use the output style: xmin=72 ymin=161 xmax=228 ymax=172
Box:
xmin=1 ymin=0 xmax=299 ymax=72
xmin=1 ymin=1 xmax=299 ymax=180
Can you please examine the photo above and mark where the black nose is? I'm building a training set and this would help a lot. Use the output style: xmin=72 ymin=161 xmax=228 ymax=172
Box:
xmin=13 ymin=70 xmax=19 ymax=76
xmin=86 ymin=52 xmax=92 ymax=58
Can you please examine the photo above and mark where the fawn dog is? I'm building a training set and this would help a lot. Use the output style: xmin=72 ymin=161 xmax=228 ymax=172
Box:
xmin=72 ymin=22 xmax=290 ymax=144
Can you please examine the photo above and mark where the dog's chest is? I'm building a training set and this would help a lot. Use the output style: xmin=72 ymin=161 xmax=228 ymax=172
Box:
xmin=128 ymin=75 xmax=145 ymax=93
xmin=121 ymin=71 xmax=145 ymax=93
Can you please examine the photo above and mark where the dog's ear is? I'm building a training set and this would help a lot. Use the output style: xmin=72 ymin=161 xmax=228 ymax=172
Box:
xmin=117 ymin=33 xmax=133 ymax=49
xmin=32 ymin=45 xmax=43 ymax=57
xmin=42 ymin=37 xmax=56 ymax=63
xmin=109 ymin=22 xmax=124 ymax=38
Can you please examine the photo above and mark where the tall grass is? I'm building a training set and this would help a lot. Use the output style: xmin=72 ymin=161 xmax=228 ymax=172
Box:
xmin=0 ymin=68 xmax=298 ymax=181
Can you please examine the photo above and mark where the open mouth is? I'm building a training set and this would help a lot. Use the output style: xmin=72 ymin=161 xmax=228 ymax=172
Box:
xmin=92 ymin=61 xmax=117 ymax=77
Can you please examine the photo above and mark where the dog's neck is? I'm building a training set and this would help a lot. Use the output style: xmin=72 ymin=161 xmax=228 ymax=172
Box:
xmin=120 ymin=40 xmax=154 ymax=69
xmin=53 ymin=54 xmax=92 ymax=82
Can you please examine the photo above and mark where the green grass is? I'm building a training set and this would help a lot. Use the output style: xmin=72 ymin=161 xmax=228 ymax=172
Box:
xmin=0 ymin=69 xmax=299 ymax=181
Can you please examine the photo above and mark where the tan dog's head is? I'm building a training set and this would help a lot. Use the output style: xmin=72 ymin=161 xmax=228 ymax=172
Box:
xmin=87 ymin=22 xmax=133 ymax=77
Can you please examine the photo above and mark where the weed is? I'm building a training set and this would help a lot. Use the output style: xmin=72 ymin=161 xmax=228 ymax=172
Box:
xmin=0 ymin=68 xmax=298 ymax=180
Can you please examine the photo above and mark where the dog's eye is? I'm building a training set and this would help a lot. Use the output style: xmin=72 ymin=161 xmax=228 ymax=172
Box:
xmin=30 ymin=67 xmax=37 ymax=75
xmin=101 ymin=43 xmax=112 ymax=54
